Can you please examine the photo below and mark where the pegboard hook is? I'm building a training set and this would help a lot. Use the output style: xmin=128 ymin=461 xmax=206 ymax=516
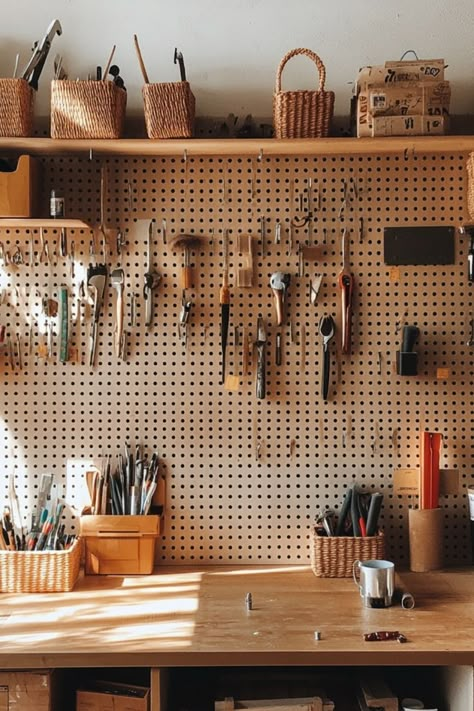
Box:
xmin=183 ymin=148 xmax=188 ymax=162
xmin=89 ymin=147 xmax=93 ymax=161
xmin=257 ymin=147 xmax=263 ymax=162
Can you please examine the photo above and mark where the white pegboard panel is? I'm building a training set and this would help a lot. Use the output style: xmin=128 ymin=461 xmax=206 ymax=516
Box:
xmin=0 ymin=149 xmax=473 ymax=566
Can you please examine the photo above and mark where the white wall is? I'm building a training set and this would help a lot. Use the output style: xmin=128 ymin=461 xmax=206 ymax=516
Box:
xmin=1 ymin=0 xmax=473 ymax=120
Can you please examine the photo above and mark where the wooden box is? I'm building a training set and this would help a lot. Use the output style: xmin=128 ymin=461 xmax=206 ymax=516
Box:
xmin=215 ymin=697 xmax=325 ymax=711
xmin=80 ymin=515 xmax=160 ymax=575
xmin=76 ymin=682 xmax=150 ymax=711
xmin=0 ymin=155 xmax=39 ymax=217
xmin=0 ymin=670 xmax=59 ymax=711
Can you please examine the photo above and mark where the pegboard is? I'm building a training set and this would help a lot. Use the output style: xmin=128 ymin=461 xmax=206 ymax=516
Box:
xmin=1 ymin=148 xmax=473 ymax=566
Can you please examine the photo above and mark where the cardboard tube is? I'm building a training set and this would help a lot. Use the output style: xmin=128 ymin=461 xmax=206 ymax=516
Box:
xmin=408 ymin=507 xmax=444 ymax=572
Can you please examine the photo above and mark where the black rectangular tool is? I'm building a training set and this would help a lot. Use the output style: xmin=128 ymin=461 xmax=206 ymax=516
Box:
xmin=384 ymin=226 xmax=455 ymax=265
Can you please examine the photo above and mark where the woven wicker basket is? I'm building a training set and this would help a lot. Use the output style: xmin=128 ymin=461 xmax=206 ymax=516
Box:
xmin=0 ymin=78 xmax=34 ymax=137
xmin=273 ymin=48 xmax=334 ymax=139
xmin=0 ymin=538 xmax=81 ymax=593
xmin=467 ymin=153 xmax=474 ymax=220
xmin=310 ymin=528 xmax=385 ymax=578
xmin=51 ymin=80 xmax=126 ymax=139
xmin=142 ymin=81 xmax=195 ymax=139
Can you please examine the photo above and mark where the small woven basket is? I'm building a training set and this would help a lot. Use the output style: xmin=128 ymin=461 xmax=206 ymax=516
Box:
xmin=310 ymin=528 xmax=385 ymax=578
xmin=142 ymin=81 xmax=195 ymax=139
xmin=0 ymin=78 xmax=34 ymax=137
xmin=0 ymin=538 xmax=81 ymax=593
xmin=51 ymin=80 xmax=126 ymax=139
xmin=273 ymin=48 xmax=334 ymax=139
xmin=467 ymin=153 xmax=474 ymax=220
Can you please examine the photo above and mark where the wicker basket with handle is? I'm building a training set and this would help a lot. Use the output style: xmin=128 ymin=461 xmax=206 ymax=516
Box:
xmin=0 ymin=78 xmax=34 ymax=137
xmin=51 ymin=80 xmax=126 ymax=139
xmin=273 ymin=48 xmax=334 ymax=139
xmin=310 ymin=527 xmax=385 ymax=578
xmin=0 ymin=538 xmax=81 ymax=593
xmin=467 ymin=153 xmax=474 ymax=220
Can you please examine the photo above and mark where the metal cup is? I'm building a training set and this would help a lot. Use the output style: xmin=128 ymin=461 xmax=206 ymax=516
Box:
xmin=353 ymin=559 xmax=395 ymax=608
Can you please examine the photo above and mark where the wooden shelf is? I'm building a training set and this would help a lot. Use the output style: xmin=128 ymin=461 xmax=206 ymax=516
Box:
xmin=0 ymin=136 xmax=473 ymax=157
xmin=0 ymin=218 xmax=91 ymax=229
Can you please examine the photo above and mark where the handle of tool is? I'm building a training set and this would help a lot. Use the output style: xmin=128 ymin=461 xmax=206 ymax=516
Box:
xmin=181 ymin=265 xmax=193 ymax=290
xmin=339 ymin=272 xmax=353 ymax=354
xmin=115 ymin=286 xmax=124 ymax=357
xmin=275 ymin=332 xmax=282 ymax=366
xmin=89 ymin=320 xmax=98 ymax=367
xmin=220 ymin=302 xmax=230 ymax=384
xmin=351 ymin=487 xmax=361 ymax=537
xmin=468 ymin=236 xmax=474 ymax=283
xmin=256 ymin=342 xmax=266 ymax=399
xmin=335 ymin=486 xmax=353 ymax=535
xmin=58 ymin=285 xmax=69 ymax=363
xmin=273 ymin=289 xmax=284 ymax=326
xmin=144 ymin=285 xmax=153 ymax=327
xmin=366 ymin=492 xmax=383 ymax=536
xmin=133 ymin=34 xmax=150 ymax=84
xmin=321 ymin=344 xmax=330 ymax=400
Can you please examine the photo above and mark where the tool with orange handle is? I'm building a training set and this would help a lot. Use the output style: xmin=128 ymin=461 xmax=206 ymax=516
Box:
xmin=169 ymin=233 xmax=202 ymax=290
xmin=220 ymin=229 xmax=230 ymax=384
xmin=338 ymin=228 xmax=354 ymax=354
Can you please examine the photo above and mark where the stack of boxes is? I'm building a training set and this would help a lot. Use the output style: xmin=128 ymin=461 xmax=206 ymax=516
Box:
xmin=352 ymin=57 xmax=450 ymax=137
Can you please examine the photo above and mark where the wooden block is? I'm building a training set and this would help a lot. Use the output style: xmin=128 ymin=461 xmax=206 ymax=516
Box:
xmin=393 ymin=468 xmax=460 ymax=495
xmin=359 ymin=678 xmax=398 ymax=711
xmin=0 ymin=155 xmax=38 ymax=217
xmin=216 ymin=698 xmax=323 ymax=711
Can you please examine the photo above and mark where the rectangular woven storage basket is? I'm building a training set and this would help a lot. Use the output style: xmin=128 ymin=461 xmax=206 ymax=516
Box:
xmin=310 ymin=528 xmax=385 ymax=578
xmin=142 ymin=81 xmax=195 ymax=139
xmin=0 ymin=538 xmax=81 ymax=592
xmin=0 ymin=78 xmax=34 ymax=137
xmin=273 ymin=48 xmax=334 ymax=139
xmin=51 ymin=80 xmax=126 ymax=139
xmin=467 ymin=153 xmax=474 ymax=220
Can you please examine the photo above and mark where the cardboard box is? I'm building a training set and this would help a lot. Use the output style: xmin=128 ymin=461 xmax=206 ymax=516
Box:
xmin=76 ymin=681 xmax=149 ymax=711
xmin=0 ymin=670 xmax=58 ymax=711
xmin=372 ymin=114 xmax=446 ymax=137
xmin=0 ymin=155 xmax=39 ymax=217
xmin=357 ymin=82 xmax=450 ymax=137
xmin=355 ymin=58 xmax=445 ymax=93
xmin=80 ymin=515 xmax=160 ymax=575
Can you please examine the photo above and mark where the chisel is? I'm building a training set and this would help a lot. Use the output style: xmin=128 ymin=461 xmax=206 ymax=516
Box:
xmin=255 ymin=315 xmax=266 ymax=399
xmin=338 ymin=228 xmax=354 ymax=354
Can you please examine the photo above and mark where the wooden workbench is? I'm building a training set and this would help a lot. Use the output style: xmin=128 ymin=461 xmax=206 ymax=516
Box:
xmin=0 ymin=565 xmax=472 ymax=669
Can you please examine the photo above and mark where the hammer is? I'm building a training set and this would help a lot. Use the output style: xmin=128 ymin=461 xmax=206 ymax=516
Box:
xmin=168 ymin=233 xmax=203 ymax=289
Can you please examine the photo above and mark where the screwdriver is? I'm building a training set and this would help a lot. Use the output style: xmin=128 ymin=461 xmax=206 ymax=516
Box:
xmin=338 ymin=228 xmax=354 ymax=354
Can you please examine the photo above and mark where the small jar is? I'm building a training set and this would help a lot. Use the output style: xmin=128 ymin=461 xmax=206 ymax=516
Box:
xmin=50 ymin=189 xmax=65 ymax=218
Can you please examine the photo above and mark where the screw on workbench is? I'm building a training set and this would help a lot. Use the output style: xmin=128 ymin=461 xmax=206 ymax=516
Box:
xmin=314 ymin=630 xmax=321 ymax=641
xmin=245 ymin=592 xmax=253 ymax=611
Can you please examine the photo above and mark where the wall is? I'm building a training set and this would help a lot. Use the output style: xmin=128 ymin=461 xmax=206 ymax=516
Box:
xmin=0 ymin=0 xmax=473 ymax=124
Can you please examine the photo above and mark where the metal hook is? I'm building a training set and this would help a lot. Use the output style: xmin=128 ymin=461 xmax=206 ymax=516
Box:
xmin=257 ymin=147 xmax=263 ymax=162
xmin=183 ymin=148 xmax=188 ymax=162
xmin=89 ymin=147 xmax=93 ymax=161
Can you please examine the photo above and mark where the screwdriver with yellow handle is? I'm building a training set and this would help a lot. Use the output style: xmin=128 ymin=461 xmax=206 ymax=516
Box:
xmin=220 ymin=229 xmax=230 ymax=384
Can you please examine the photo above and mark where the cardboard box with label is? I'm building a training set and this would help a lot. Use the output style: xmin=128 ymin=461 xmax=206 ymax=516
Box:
xmin=353 ymin=57 xmax=449 ymax=137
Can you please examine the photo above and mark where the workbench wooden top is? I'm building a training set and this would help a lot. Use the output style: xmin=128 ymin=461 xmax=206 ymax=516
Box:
xmin=0 ymin=565 xmax=472 ymax=668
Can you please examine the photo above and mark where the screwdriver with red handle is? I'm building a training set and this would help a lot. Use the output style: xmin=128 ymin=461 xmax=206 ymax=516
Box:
xmin=338 ymin=228 xmax=354 ymax=354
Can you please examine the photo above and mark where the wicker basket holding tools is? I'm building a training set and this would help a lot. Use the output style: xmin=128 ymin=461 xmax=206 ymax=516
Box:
xmin=273 ymin=47 xmax=334 ymax=139
xmin=310 ymin=527 xmax=385 ymax=578
xmin=142 ymin=81 xmax=195 ymax=139
xmin=0 ymin=78 xmax=34 ymax=137
xmin=50 ymin=79 xmax=126 ymax=139
xmin=0 ymin=538 xmax=81 ymax=593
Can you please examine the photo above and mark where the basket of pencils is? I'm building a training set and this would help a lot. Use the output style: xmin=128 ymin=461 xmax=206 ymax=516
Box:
xmin=50 ymin=79 xmax=126 ymax=139
xmin=0 ymin=78 xmax=34 ymax=137
xmin=310 ymin=486 xmax=385 ymax=577
xmin=0 ymin=538 xmax=81 ymax=593
xmin=273 ymin=47 xmax=334 ymax=139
